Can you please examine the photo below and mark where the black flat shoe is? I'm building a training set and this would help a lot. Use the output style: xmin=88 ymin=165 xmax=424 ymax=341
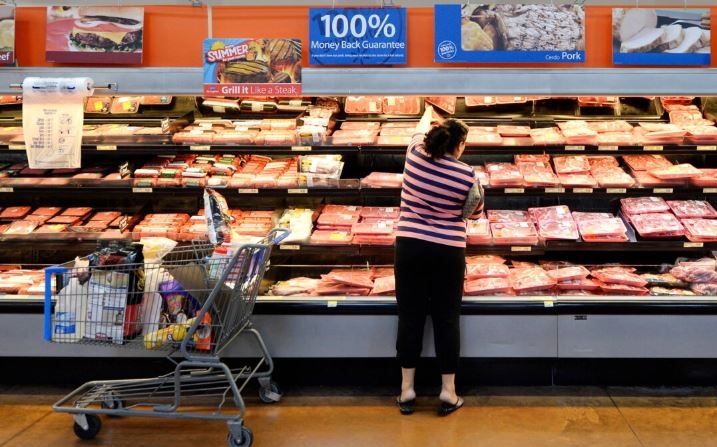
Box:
xmin=437 ymin=397 xmax=464 ymax=416
xmin=396 ymin=396 xmax=416 ymax=415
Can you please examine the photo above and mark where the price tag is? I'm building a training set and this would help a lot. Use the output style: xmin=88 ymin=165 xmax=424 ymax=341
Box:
xmin=288 ymin=188 xmax=308 ymax=194
xmin=308 ymin=7 xmax=407 ymax=65
xmin=543 ymin=300 xmax=554 ymax=308
xmin=684 ymin=242 xmax=704 ymax=248
xmin=291 ymin=146 xmax=312 ymax=152
xmin=238 ymin=188 xmax=259 ymax=194
xmin=132 ymin=187 xmax=153 ymax=193
xmin=327 ymin=300 xmax=338 ymax=308
xmin=653 ymin=188 xmax=673 ymax=194
xmin=598 ymin=146 xmax=618 ymax=151
xmin=0 ymin=187 xmax=12 ymax=192
xmin=697 ymin=145 xmax=717 ymax=151
xmin=190 ymin=145 xmax=211 ymax=151
xmin=545 ymin=187 xmax=565 ymax=194
xmin=96 ymin=145 xmax=117 ymax=151
xmin=643 ymin=145 xmax=663 ymax=151
xmin=573 ymin=188 xmax=593 ymax=193
xmin=279 ymin=244 xmax=301 ymax=251
xmin=8 ymin=144 xmax=25 ymax=150
xmin=511 ymin=246 xmax=532 ymax=252
xmin=606 ymin=188 xmax=627 ymax=194
xmin=565 ymin=145 xmax=585 ymax=151
xmin=504 ymin=188 xmax=524 ymax=194
xmin=703 ymin=188 xmax=717 ymax=194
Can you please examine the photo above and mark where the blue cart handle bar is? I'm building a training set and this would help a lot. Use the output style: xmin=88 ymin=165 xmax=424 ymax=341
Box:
xmin=43 ymin=266 xmax=69 ymax=342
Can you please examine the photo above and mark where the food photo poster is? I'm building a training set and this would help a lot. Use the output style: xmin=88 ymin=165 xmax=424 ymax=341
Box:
xmin=46 ymin=6 xmax=144 ymax=64
xmin=612 ymin=8 xmax=711 ymax=65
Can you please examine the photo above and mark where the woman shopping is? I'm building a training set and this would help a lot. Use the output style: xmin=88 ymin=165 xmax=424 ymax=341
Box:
xmin=394 ymin=104 xmax=484 ymax=417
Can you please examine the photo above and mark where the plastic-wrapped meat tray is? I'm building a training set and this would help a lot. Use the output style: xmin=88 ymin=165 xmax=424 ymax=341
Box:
xmin=546 ymin=265 xmax=591 ymax=282
xmin=576 ymin=217 xmax=629 ymax=241
xmin=497 ymin=125 xmax=531 ymax=137
xmin=424 ymin=96 xmax=456 ymax=114
xmin=465 ymin=262 xmax=510 ymax=280
xmin=558 ymin=173 xmax=598 ymax=187
xmin=466 ymin=218 xmax=491 ymax=245
xmin=382 ymin=96 xmax=421 ymax=115
xmin=648 ymin=163 xmax=703 ymax=180
xmin=620 ymin=196 xmax=670 ymax=215
xmin=592 ymin=167 xmax=636 ymax=188
xmin=632 ymin=170 xmax=687 ymax=187
xmin=537 ymin=220 xmax=580 ymax=241
xmin=587 ymin=120 xmax=634 ymax=133
xmin=667 ymin=200 xmax=717 ymax=219
xmin=529 ymin=127 xmax=566 ymax=145
xmin=309 ymin=230 xmax=354 ymax=245
xmin=599 ymin=283 xmax=650 ymax=295
xmin=487 ymin=209 xmax=530 ymax=223
xmin=595 ymin=131 xmax=637 ymax=146
xmin=490 ymin=221 xmax=539 ymax=245
xmin=529 ymin=205 xmax=571 ymax=223
xmin=518 ymin=164 xmax=560 ymax=186
xmin=591 ymin=268 xmax=647 ymax=287
xmin=629 ymin=212 xmax=685 ymax=238
xmin=464 ymin=277 xmax=513 ymax=295
xmin=691 ymin=169 xmax=717 ymax=187
xmin=680 ymin=218 xmax=717 ymax=242
xmin=556 ymin=278 xmax=602 ymax=291
xmin=486 ymin=163 xmax=524 ymax=187
xmin=622 ymin=154 xmax=673 ymax=171
xmin=508 ymin=267 xmax=556 ymax=293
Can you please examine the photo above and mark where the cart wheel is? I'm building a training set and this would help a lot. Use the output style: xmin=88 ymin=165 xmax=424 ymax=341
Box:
xmin=258 ymin=380 xmax=282 ymax=404
xmin=101 ymin=395 xmax=125 ymax=416
xmin=227 ymin=427 xmax=253 ymax=447
xmin=73 ymin=414 xmax=102 ymax=440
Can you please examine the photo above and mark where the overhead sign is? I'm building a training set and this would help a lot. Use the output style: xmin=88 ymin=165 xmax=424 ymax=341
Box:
xmin=46 ymin=6 xmax=144 ymax=64
xmin=308 ymin=7 xmax=407 ymax=65
xmin=435 ymin=4 xmax=586 ymax=64
xmin=612 ymin=8 xmax=710 ymax=66
xmin=203 ymin=38 xmax=302 ymax=97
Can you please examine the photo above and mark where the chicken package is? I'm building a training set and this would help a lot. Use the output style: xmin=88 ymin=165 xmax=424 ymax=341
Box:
xmin=491 ymin=221 xmax=539 ymax=245
xmin=600 ymin=283 xmax=650 ymax=296
xmin=518 ymin=164 xmax=560 ymax=187
xmin=592 ymin=166 xmax=636 ymax=188
xmin=370 ymin=275 xmax=396 ymax=296
xmin=546 ymin=265 xmax=591 ymax=282
xmin=632 ymin=170 xmax=687 ymax=187
xmin=591 ymin=267 xmax=648 ymax=287
xmin=464 ymin=277 xmax=513 ymax=295
xmin=558 ymin=173 xmax=598 ymax=187
xmin=691 ymin=169 xmax=717 ymax=187
xmin=556 ymin=278 xmax=602 ymax=291
xmin=466 ymin=218 xmax=491 ymax=245
xmin=648 ymin=164 xmax=703 ymax=180
xmin=487 ymin=209 xmax=530 ymax=223
xmin=529 ymin=205 xmax=572 ymax=223
xmin=270 ymin=277 xmax=321 ymax=296
xmin=587 ymin=120 xmax=634 ymax=133
xmin=622 ymin=154 xmax=673 ymax=172
xmin=508 ymin=267 xmax=556 ymax=293
xmin=537 ymin=220 xmax=580 ymax=241
xmin=308 ymin=229 xmax=354 ymax=245
xmin=497 ymin=125 xmax=531 ymax=137
xmin=577 ymin=217 xmax=630 ymax=242
xmin=529 ymin=127 xmax=566 ymax=145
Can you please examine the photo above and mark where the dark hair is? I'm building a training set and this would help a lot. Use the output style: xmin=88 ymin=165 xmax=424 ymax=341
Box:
xmin=423 ymin=119 xmax=469 ymax=159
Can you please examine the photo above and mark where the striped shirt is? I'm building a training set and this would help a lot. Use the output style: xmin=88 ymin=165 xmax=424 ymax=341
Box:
xmin=397 ymin=133 xmax=478 ymax=248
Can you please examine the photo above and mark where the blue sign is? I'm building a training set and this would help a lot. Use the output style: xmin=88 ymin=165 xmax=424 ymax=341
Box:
xmin=434 ymin=4 xmax=586 ymax=64
xmin=308 ymin=7 xmax=407 ymax=65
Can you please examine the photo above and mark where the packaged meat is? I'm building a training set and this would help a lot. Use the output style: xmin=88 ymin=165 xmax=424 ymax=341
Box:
xmin=3 ymin=220 xmax=38 ymax=234
xmin=466 ymin=131 xmax=503 ymax=146
xmin=497 ymin=125 xmax=531 ymax=137
xmin=466 ymin=255 xmax=506 ymax=265
xmin=630 ymin=212 xmax=685 ymax=238
xmin=518 ymin=164 xmax=560 ymax=187
xmin=529 ymin=127 xmax=566 ymax=145
xmin=556 ymin=278 xmax=602 ymax=291
xmin=572 ymin=211 xmax=615 ymax=222
xmin=650 ymin=287 xmax=696 ymax=296
xmin=508 ymin=267 xmax=556 ymax=292
xmin=424 ymin=96 xmax=456 ymax=114
xmin=592 ymin=167 xmax=636 ymax=188
xmin=370 ymin=276 xmax=396 ymax=296
xmin=620 ymin=196 xmax=670 ymax=215
xmin=586 ymin=120 xmax=633 ymax=133
xmin=339 ymin=121 xmax=382 ymax=131
xmin=0 ymin=206 xmax=31 ymax=220
xmin=344 ymin=96 xmax=383 ymax=114
xmin=529 ymin=205 xmax=572 ymax=223
xmin=537 ymin=220 xmax=580 ymax=241
xmin=546 ymin=265 xmax=591 ymax=282
xmin=360 ymin=172 xmax=402 ymax=188
xmin=382 ymin=96 xmax=421 ymax=115
xmin=599 ymin=283 xmax=650 ymax=296
xmin=648 ymin=164 xmax=703 ymax=180
xmin=681 ymin=218 xmax=717 ymax=242
xmin=324 ymin=269 xmax=375 ymax=289
xmin=515 ymin=154 xmax=551 ymax=165
xmin=640 ymin=272 xmax=689 ymax=288
xmin=691 ymin=168 xmax=717 ymax=187
xmin=632 ymin=170 xmax=686 ymax=187
xmin=577 ymin=217 xmax=629 ymax=240
xmin=623 ymin=154 xmax=673 ymax=171
xmin=464 ymin=277 xmax=513 ymax=295
xmin=309 ymin=230 xmax=353 ymax=245
xmin=486 ymin=163 xmax=523 ymax=187
xmin=465 ymin=262 xmax=510 ymax=280
xmin=487 ymin=209 xmax=530 ymax=223
xmin=270 ymin=277 xmax=321 ymax=296
xmin=670 ymin=258 xmax=717 ymax=283
xmin=591 ymin=268 xmax=648 ymax=287
xmin=490 ymin=221 xmax=539 ymax=245
xmin=466 ymin=218 xmax=491 ymax=245
xmin=558 ymin=173 xmax=598 ymax=187
xmin=667 ymin=200 xmax=717 ymax=219
xmin=595 ymin=131 xmax=638 ymax=146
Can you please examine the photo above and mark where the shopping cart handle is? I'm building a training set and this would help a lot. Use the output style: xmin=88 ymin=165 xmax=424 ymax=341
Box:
xmin=268 ymin=228 xmax=291 ymax=245
xmin=43 ymin=266 xmax=68 ymax=342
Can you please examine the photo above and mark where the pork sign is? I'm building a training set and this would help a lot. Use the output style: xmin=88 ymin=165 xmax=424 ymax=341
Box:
xmin=435 ymin=3 xmax=585 ymax=64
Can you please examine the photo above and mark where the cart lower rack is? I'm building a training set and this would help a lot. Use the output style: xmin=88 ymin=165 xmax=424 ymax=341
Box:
xmin=43 ymin=228 xmax=289 ymax=447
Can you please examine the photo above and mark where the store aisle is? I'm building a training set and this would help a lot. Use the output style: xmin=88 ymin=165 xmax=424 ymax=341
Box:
xmin=2 ymin=385 xmax=717 ymax=447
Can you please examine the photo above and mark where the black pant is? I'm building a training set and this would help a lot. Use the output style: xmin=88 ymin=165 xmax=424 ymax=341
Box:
xmin=394 ymin=236 xmax=465 ymax=374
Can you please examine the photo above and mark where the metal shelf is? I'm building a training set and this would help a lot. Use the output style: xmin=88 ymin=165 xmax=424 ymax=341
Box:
xmin=3 ymin=67 xmax=717 ymax=96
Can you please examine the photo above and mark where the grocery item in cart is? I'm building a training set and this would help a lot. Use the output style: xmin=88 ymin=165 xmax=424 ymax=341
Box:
xmin=204 ymin=188 xmax=233 ymax=244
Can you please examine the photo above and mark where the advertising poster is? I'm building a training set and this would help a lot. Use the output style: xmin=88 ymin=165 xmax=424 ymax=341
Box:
xmin=46 ymin=6 xmax=144 ymax=64
xmin=0 ymin=4 xmax=14 ymax=65
xmin=308 ymin=7 xmax=407 ymax=65
xmin=435 ymin=3 xmax=585 ymax=64
xmin=612 ymin=8 xmax=711 ymax=66
xmin=203 ymin=38 xmax=302 ymax=97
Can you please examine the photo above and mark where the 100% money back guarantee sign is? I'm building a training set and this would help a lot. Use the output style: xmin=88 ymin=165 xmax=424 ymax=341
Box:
xmin=308 ymin=7 xmax=407 ymax=65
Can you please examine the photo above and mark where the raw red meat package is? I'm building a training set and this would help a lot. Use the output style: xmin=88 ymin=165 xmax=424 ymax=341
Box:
xmin=486 ymin=163 xmax=523 ymax=187
xmin=620 ymin=196 xmax=670 ymax=215
xmin=466 ymin=218 xmax=491 ymax=245
xmin=670 ymin=259 xmax=717 ymax=283
xmin=691 ymin=169 xmax=717 ymax=187
xmin=667 ymin=200 xmax=717 ymax=219
xmin=491 ymin=221 xmax=539 ymax=245
xmin=464 ymin=277 xmax=513 ymax=295
xmin=577 ymin=217 xmax=629 ymax=242
xmin=370 ymin=276 xmax=396 ymax=295
xmin=649 ymin=164 xmax=703 ymax=180
xmin=592 ymin=167 xmax=636 ymax=188
xmin=487 ymin=209 xmax=530 ymax=223
xmin=424 ymin=96 xmax=456 ymax=114
xmin=509 ymin=267 xmax=556 ymax=292
xmin=632 ymin=170 xmax=687 ymax=187
xmin=529 ymin=127 xmax=566 ymax=145
xmin=361 ymin=172 xmax=403 ymax=188
xmin=308 ymin=230 xmax=353 ymax=245
xmin=558 ymin=173 xmax=598 ymax=187
xmin=382 ymin=96 xmax=421 ymax=115
xmin=344 ymin=96 xmax=383 ymax=114
xmin=599 ymin=283 xmax=650 ymax=295
xmin=591 ymin=268 xmax=647 ymax=287
xmin=529 ymin=205 xmax=571 ymax=223
xmin=622 ymin=154 xmax=673 ymax=172
xmin=629 ymin=213 xmax=685 ymax=238
xmin=465 ymin=262 xmax=510 ymax=280
xmin=556 ymin=278 xmax=602 ymax=291
xmin=681 ymin=218 xmax=717 ymax=242
xmin=537 ymin=220 xmax=580 ymax=241
xmin=546 ymin=265 xmax=591 ymax=282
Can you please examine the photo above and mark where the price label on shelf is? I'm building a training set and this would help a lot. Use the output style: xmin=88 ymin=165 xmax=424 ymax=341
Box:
xmin=327 ymin=300 xmax=338 ymax=308
xmin=565 ymin=145 xmax=585 ymax=151
xmin=308 ymin=7 xmax=407 ymax=65
xmin=643 ymin=145 xmax=663 ymax=151
xmin=238 ymin=188 xmax=259 ymax=194
xmin=510 ymin=246 xmax=532 ymax=252
xmin=190 ymin=145 xmax=211 ymax=151
xmin=606 ymin=188 xmax=627 ymax=194
xmin=696 ymin=145 xmax=717 ymax=151
xmin=8 ymin=144 xmax=25 ymax=150
xmin=96 ymin=145 xmax=117 ymax=151
xmin=573 ymin=188 xmax=593 ymax=194
xmin=684 ymin=242 xmax=704 ymax=248
xmin=132 ymin=187 xmax=153 ymax=193
xmin=597 ymin=146 xmax=618 ymax=151
xmin=653 ymin=188 xmax=673 ymax=194
xmin=504 ymin=188 xmax=525 ymax=194
xmin=291 ymin=146 xmax=312 ymax=152
xmin=279 ymin=244 xmax=301 ymax=251
xmin=543 ymin=300 xmax=554 ymax=308
xmin=288 ymin=188 xmax=308 ymax=194
xmin=0 ymin=187 xmax=12 ymax=193
xmin=703 ymin=188 xmax=717 ymax=194
xmin=545 ymin=187 xmax=565 ymax=194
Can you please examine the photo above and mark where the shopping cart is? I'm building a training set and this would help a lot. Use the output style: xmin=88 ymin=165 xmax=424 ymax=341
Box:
xmin=43 ymin=228 xmax=290 ymax=447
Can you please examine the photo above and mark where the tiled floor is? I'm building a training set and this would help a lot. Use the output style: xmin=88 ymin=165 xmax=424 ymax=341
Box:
xmin=2 ymin=385 xmax=717 ymax=447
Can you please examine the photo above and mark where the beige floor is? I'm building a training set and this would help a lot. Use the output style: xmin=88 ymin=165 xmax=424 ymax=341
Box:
xmin=2 ymin=385 xmax=717 ymax=447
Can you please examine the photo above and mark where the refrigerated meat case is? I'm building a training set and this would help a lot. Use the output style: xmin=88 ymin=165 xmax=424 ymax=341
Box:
xmin=3 ymin=67 xmax=717 ymax=382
